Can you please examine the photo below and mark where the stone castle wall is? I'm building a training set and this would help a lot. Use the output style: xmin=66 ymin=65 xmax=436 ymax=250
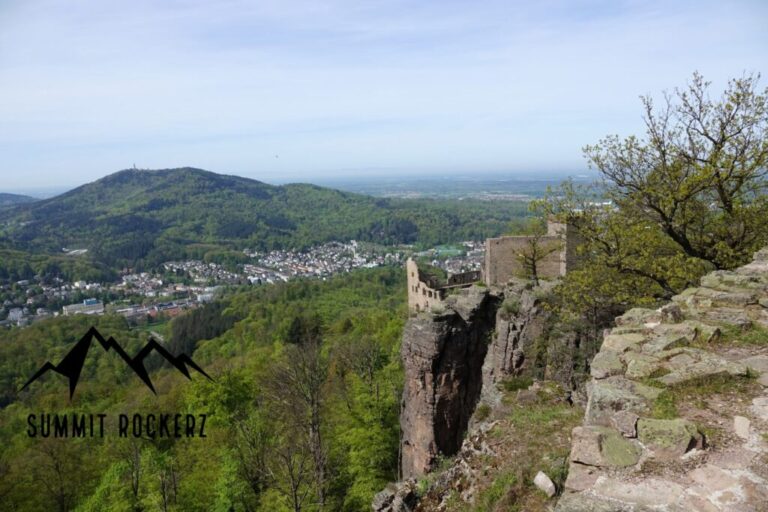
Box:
xmin=408 ymin=220 xmax=580 ymax=312
xmin=483 ymin=220 xmax=580 ymax=287
xmin=407 ymin=258 xmax=446 ymax=313
xmin=483 ymin=235 xmax=563 ymax=285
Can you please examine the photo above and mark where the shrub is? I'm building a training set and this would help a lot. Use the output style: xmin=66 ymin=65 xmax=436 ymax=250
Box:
xmin=500 ymin=297 xmax=521 ymax=319
xmin=475 ymin=403 xmax=492 ymax=422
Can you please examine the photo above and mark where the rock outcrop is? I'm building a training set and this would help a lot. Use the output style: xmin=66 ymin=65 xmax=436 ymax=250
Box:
xmin=556 ymin=248 xmax=768 ymax=512
xmin=400 ymin=285 xmax=500 ymax=479
xmin=399 ymin=278 xmax=600 ymax=482
xmin=481 ymin=281 xmax=553 ymax=404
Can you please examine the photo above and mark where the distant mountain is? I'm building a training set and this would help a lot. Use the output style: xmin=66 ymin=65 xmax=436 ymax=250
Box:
xmin=0 ymin=192 xmax=36 ymax=207
xmin=0 ymin=167 xmax=528 ymax=269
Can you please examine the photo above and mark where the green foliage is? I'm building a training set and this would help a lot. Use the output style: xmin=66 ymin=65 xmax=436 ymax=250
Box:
xmin=537 ymin=73 xmax=768 ymax=316
xmin=0 ymin=193 xmax=36 ymax=207
xmin=651 ymin=373 xmax=759 ymax=419
xmin=501 ymin=376 xmax=533 ymax=393
xmin=474 ymin=403 xmax=492 ymax=422
xmin=0 ymin=248 xmax=117 ymax=283
xmin=499 ymin=297 xmax=520 ymax=319
xmin=475 ymin=470 xmax=519 ymax=512
xmin=75 ymin=461 xmax=135 ymax=512
xmin=168 ymin=301 xmax=236 ymax=355
xmin=0 ymin=267 xmax=406 ymax=511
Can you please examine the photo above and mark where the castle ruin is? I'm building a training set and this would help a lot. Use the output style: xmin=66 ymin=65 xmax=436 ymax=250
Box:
xmin=407 ymin=219 xmax=579 ymax=313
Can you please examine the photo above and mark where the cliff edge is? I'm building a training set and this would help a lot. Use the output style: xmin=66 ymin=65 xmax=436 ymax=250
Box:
xmin=400 ymin=285 xmax=500 ymax=479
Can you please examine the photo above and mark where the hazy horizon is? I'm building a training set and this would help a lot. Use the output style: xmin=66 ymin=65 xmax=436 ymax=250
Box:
xmin=0 ymin=166 xmax=598 ymax=198
xmin=1 ymin=0 xmax=766 ymax=189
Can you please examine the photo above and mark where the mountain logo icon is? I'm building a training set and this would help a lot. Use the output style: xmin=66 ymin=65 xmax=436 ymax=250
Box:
xmin=20 ymin=326 xmax=213 ymax=398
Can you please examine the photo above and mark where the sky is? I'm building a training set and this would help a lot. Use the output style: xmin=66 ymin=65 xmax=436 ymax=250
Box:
xmin=1 ymin=0 xmax=766 ymax=192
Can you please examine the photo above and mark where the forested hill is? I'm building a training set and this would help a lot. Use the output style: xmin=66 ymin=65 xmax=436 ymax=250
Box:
xmin=0 ymin=167 xmax=527 ymax=270
xmin=0 ymin=192 xmax=36 ymax=207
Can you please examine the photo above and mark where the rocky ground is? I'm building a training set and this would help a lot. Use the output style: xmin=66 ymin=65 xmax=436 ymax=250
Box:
xmin=375 ymin=380 xmax=583 ymax=512
xmin=557 ymin=248 xmax=768 ymax=511
xmin=375 ymin=249 xmax=768 ymax=512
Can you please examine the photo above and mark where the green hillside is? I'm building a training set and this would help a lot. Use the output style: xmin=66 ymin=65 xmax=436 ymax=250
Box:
xmin=0 ymin=193 xmax=36 ymax=207
xmin=0 ymin=167 xmax=527 ymax=271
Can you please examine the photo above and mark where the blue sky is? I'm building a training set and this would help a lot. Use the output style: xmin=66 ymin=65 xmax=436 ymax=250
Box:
xmin=1 ymin=0 xmax=766 ymax=191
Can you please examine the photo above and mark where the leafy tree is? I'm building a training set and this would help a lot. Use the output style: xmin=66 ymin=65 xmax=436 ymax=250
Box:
xmin=540 ymin=73 xmax=768 ymax=311
xmin=506 ymin=217 xmax=562 ymax=285
xmin=269 ymin=315 xmax=329 ymax=509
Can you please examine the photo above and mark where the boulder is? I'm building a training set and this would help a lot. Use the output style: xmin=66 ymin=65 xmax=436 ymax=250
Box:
xmin=610 ymin=410 xmax=639 ymax=438
xmin=656 ymin=320 xmax=721 ymax=344
xmin=750 ymin=396 xmax=768 ymax=421
xmin=555 ymin=492 xmax=634 ymax=512
xmin=589 ymin=350 xmax=624 ymax=379
xmin=622 ymin=352 xmax=660 ymax=379
xmin=733 ymin=416 xmax=750 ymax=440
xmin=563 ymin=462 xmax=599 ymax=492
xmin=657 ymin=352 xmax=748 ymax=386
xmin=601 ymin=332 xmax=646 ymax=353
xmin=637 ymin=418 xmax=704 ymax=458
xmin=585 ymin=378 xmax=660 ymax=426
xmin=591 ymin=476 xmax=685 ymax=509
xmin=372 ymin=487 xmax=396 ymax=512
xmin=658 ymin=303 xmax=684 ymax=323
xmin=696 ymin=307 xmax=752 ymax=328
xmin=615 ymin=308 xmax=660 ymax=326
xmin=739 ymin=354 xmax=768 ymax=374
xmin=533 ymin=471 xmax=557 ymax=497
xmin=570 ymin=426 xmax=641 ymax=467
xmin=700 ymin=270 xmax=764 ymax=290
xmin=641 ymin=333 xmax=689 ymax=355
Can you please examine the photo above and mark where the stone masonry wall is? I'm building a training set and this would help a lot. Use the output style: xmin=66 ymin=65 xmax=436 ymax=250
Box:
xmin=406 ymin=258 xmax=446 ymax=313
xmin=484 ymin=235 xmax=563 ymax=286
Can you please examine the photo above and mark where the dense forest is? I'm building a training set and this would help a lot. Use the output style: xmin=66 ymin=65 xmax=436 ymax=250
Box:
xmin=0 ymin=168 xmax=529 ymax=277
xmin=0 ymin=267 xmax=405 ymax=511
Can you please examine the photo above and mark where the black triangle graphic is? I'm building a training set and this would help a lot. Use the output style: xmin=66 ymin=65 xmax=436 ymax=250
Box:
xmin=20 ymin=326 xmax=213 ymax=398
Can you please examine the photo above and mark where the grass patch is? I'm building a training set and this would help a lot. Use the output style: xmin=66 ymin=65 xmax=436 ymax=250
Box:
xmin=507 ymin=396 xmax=584 ymax=450
xmin=434 ymin=383 xmax=582 ymax=512
xmin=501 ymin=376 xmax=534 ymax=393
xmin=711 ymin=324 xmax=768 ymax=347
xmin=651 ymin=389 xmax=679 ymax=419
xmin=650 ymin=373 xmax=759 ymax=419
xmin=475 ymin=403 xmax=492 ymax=422
xmin=475 ymin=470 xmax=519 ymax=512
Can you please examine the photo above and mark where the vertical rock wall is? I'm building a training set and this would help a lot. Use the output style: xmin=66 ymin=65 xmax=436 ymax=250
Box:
xmin=481 ymin=281 xmax=552 ymax=403
xmin=399 ymin=286 xmax=500 ymax=479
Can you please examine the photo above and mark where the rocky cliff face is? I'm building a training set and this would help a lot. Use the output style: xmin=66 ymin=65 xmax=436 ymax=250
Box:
xmin=399 ymin=279 xmax=597 ymax=482
xmin=399 ymin=286 xmax=500 ymax=479
xmin=557 ymin=248 xmax=768 ymax=512
xmin=481 ymin=281 xmax=552 ymax=404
